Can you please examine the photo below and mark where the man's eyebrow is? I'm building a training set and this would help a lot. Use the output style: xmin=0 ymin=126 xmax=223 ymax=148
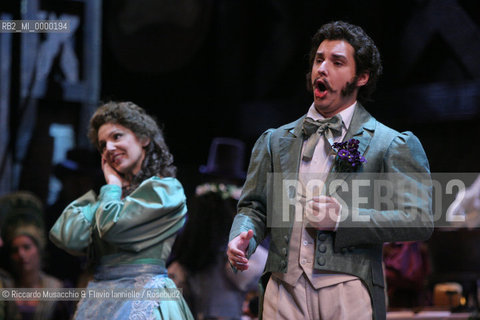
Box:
xmin=331 ymin=53 xmax=347 ymax=60
xmin=315 ymin=52 xmax=347 ymax=60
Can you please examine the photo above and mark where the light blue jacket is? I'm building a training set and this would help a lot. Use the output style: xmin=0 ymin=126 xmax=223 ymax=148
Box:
xmin=229 ymin=104 xmax=434 ymax=320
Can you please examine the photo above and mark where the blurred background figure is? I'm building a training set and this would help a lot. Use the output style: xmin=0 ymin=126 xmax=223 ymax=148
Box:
xmin=169 ymin=137 xmax=267 ymax=320
xmin=0 ymin=191 xmax=72 ymax=320
xmin=0 ymin=196 xmax=21 ymax=320
xmin=383 ymin=241 xmax=432 ymax=308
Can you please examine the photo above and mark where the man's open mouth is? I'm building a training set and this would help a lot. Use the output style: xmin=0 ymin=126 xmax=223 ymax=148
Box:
xmin=316 ymin=80 xmax=327 ymax=92
xmin=314 ymin=79 xmax=329 ymax=98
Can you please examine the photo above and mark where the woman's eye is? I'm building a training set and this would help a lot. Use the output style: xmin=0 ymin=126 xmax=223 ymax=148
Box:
xmin=113 ymin=133 xmax=122 ymax=140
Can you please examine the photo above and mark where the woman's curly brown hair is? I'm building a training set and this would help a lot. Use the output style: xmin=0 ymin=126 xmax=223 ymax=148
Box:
xmin=88 ymin=101 xmax=176 ymax=195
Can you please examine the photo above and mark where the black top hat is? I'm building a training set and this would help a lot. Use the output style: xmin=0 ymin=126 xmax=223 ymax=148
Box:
xmin=199 ymin=137 xmax=246 ymax=181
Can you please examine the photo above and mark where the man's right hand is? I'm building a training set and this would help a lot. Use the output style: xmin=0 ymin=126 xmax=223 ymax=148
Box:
xmin=227 ymin=229 xmax=254 ymax=271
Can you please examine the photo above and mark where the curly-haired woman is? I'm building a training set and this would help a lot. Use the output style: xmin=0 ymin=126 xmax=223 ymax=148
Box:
xmin=50 ymin=101 xmax=193 ymax=319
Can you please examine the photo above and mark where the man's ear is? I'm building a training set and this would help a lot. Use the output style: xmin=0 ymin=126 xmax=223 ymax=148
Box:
xmin=357 ymin=72 xmax=369 ymax=87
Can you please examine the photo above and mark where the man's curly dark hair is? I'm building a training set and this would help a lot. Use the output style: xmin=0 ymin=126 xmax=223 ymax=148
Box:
xmin=88 ymin=101 xmax=176 ymax=195
xmin=306 ymin=21 xmax=383 ymax=104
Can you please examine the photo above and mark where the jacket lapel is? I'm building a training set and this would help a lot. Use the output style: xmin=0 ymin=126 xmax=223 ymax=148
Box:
xmin=326 ymin=104 xmax=376 ymax=195
xmin=276 ymin=117 xmax=305 ymax=225
xmin=278 ymin=116 xmax=306 ymax=177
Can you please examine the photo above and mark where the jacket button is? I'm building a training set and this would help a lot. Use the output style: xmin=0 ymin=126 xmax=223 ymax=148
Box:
xmin=317 ymin=256 xmax=326 ymax=266
xmin=318 ymin=233 xmax=327 ymax=241
xmin=284 ymin=235 xmax=289 ymax=242
xmin=318 ymin=244 xmax=327 ymax=253
xmin=280 ymin=260 xmax=287 ymax=268
xmin=282 ymin=248 xmax=287 ymax=256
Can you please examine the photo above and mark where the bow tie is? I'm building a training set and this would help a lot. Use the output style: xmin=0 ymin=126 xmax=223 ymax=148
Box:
xmin=302 ymin=115 xmax=343 ymax=161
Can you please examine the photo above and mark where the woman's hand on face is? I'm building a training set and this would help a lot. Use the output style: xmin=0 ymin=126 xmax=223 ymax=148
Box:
xmin=102 ymin=156 xmax=124 ymax=187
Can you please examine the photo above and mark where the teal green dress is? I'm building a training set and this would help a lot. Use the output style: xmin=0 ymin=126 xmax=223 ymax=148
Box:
xmin=50 ymin=176 xmax=194 ymax=320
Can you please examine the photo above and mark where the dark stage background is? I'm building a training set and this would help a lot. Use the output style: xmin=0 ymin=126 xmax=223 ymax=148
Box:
xmin=103 ymin=0 xmax=480 ymax=195
xmin=2 ymin=0 xmax=480 ymax=198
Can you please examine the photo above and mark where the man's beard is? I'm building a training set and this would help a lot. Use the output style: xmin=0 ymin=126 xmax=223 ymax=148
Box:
xmin=341 ymin=75 xmax=359 ymax=98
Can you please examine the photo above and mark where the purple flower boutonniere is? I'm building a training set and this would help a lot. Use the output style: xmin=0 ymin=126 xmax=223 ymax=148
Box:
xmin=332 ymin=138 xmax=366 ymax=172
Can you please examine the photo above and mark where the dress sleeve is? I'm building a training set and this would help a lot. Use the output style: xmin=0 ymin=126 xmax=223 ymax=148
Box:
xmin=49 ymin=190 xmax=99 ymax=256
xmin=50 ymin=177 xmax=187 ymax=255
xmin=94 ymin=177 xmax=187 ymax=252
